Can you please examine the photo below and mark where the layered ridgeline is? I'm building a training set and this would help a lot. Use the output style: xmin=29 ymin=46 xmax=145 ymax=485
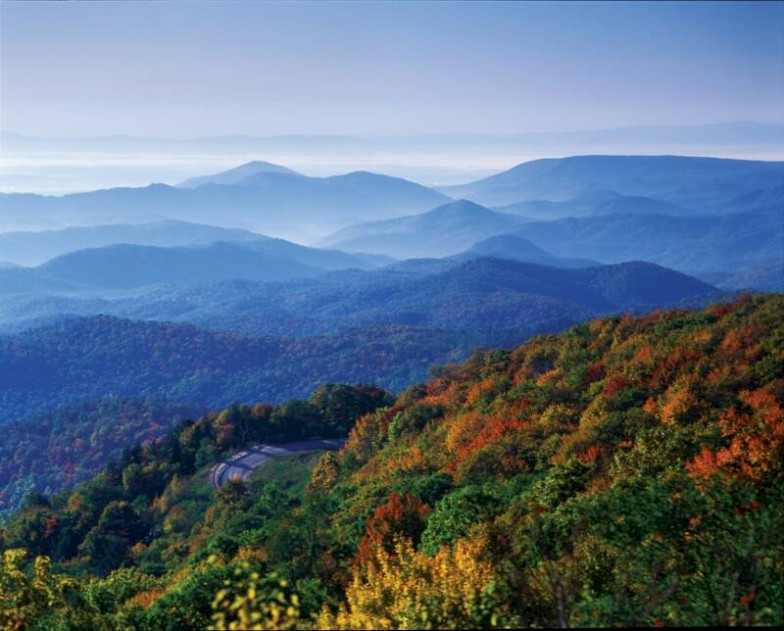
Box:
xmin=2 ymin=294 xmax=781 ymax=629
xmin=0 ymin=164 xmax=450 ymax=239
xmin=2 ymin=156 xmax=781 ymax=286
xmin=0 ymin=225 xmax=381 ymax=293
xmin=0 ymin=259 xmax=719 ymax=422
xmin=0 ymin=220 xmax=269 ymax=267
xmin=438 ymin=155 xmax=784 ymax=208
xmin=319 ymin=200 xmax=526 ymax=259
xmin=321 ymin=156 xmax=784 ymax=287
xmin=0 ymin=260 xmax=718 ymax=519
xmin=513 ymin=212 xmax=783 ymax=277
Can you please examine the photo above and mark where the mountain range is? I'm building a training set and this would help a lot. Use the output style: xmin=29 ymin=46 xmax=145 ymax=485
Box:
xmin=439 ymin=154 xmax=784 ymax=207
xmin=0 ymin=257 xmax=722 ymax=426
xmin=320 ymin=199 xmax=526 ymax=258
xmin=2 ymin=152 xmax=779 ymax=337
xmin=515 ymin=212 xmax=783 ymax=275
xmin=0 ymin=166 xmax=450 ymax=238
xmin=0 ymin=235 xmax=381 ymax=295
xmin=0 ymin=150 xmax=779 ymax=600
xmin=458 ymin=234 xmax=597 ymax=268
xmin=4 ymin=154 xmax=781 ymax=243
xmin=0 ymin=220 xmax=267 ymax=267
xmin=0 ymin=247 xmax=721 ymax=334
xmin=0 ymin=153 xmax=778 ymax=422
xmin=305 ymin=156 xmax=781 ymax=283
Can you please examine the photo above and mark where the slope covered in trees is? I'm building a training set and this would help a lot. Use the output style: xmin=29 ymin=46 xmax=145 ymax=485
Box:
xmin=0 ymin=316 xmax=477 ymax=422
xmin=0 ymin=398 xmax=206 ymax=522
xmin=0 ymin=257 xmax=720 ymax=338
xmin=1 ymin=294 xmax=782 ymax=628
xmin=0 ymin=259 xmax=720 ymax=424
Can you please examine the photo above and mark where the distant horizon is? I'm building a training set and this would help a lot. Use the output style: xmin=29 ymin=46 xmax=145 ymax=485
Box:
xmin=3 ymin=0 xmax=781 ymax=193
xmin=3 ymin=150 xmax=784 ymax=201
xmin=3 ymin=119 xmax=784 ymax=141
xmin=3 ymin=122 xmax=784 ymax=197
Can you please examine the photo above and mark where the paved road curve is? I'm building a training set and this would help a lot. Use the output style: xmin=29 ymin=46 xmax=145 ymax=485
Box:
xmin=209 ymin=438 xmax=347 ymax=488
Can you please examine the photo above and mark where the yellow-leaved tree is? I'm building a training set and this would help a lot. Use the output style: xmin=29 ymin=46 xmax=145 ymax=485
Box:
xmin=208 ymin=560 xmax=300 ymax=631
xmin=0 ymin=549 xmax=84 ymax=630
xmin=319 ymin=533 xmax=518 ymax=630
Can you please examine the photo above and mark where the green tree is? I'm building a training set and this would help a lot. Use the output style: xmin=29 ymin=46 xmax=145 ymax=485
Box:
xmin=420 ymin=486 xmax=498 ymax=556
xmin=78 ymin=501 xmax=146 ymax=575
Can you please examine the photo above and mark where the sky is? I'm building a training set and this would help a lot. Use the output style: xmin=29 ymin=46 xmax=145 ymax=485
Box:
xmin=1 ymin=1 xmax=783 ymax=138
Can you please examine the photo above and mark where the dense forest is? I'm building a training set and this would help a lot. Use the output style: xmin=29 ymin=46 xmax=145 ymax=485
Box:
xmin=0 ymin=398 xmax=206 ymax=522
xmin=1 ymin=256 xmax=720 ymax=339
xmin=0 ymin=316 xmax=475 ymax=421
xmin=1 ymin=294 xmax=782 ymax=628
xmin=0 ymin=258 xmax=722 ymax=426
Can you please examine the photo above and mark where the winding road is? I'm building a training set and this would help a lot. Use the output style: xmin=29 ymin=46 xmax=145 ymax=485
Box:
xmin=209 ymin=438 xmax=347 ymax=488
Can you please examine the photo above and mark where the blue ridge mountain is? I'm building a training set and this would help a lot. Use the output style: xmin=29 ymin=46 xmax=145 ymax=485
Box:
xmin=0 ymin=256 xmax=720 ymax=339
xmin=0 ymin=239 xmax=376 ymax=293
xmin=0 ymin=258 xmax=721 ymax=422
xmin=0 ymin=267 xmax=97 ymax=295
xmin=439 ymin=155 xmax=784 ymax=208
xmin=176 ymin=160 xmax=300 ymax=188
xmin=590 ymin=195 xmax=689 ymax=216
xmin=714 ymin=183 xmax=784 ymax=215
xmin=320 ymin=199 xmax=525 ymax=258
xmin=0 ymin=170 xmax=451 ymax=239
xmin=35 ymin=243 xmax=325 ymax=290
xmin=700 ymin=264 xmax=784 ymax=293
xmin=514 ymin=212 xmax=783 ymax=276
xmin=456 ymin=234 xmax=598 ymax=268
xmin=0 ymin=220 xmax=269 ymax=266
xmin=492 ymin=189 xmax=691 ymax=220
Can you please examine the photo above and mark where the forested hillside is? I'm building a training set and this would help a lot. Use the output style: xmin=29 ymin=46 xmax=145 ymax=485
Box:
xmin=0 ymin=259 xmax=720 ymax=425
xmin=0 ymin=257 xmax=719 ymax=339
xmin=0 ymin=316 xmax=478 ymax=422
xmin=0 ymin=398 xmax=206 ymax=522
xmin=2 ymin=294 xmax=781 ymax=628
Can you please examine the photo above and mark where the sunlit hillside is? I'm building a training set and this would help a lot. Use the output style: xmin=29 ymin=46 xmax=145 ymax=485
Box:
xmin=2 ymin=294 xmax=781 ymax=628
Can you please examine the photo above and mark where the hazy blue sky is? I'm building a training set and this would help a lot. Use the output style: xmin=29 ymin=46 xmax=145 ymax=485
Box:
xmin=1 ymin=1 xmax=782 ymax=136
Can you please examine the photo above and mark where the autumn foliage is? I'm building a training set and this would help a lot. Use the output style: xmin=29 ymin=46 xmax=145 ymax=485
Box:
xmin=356 ymin=493 xmax=432 ymax=566
xmin=2 ymin=294 xmax=783 ymax=628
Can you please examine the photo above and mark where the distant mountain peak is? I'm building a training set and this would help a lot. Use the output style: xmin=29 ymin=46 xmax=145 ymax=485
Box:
xmin=465 ymin=233 xmax=555 ymax=257
xmin=243 ymin=160 xmax=293 ymax=169
xmin=177 ymin=160 xmax=300 ymax=188
xmin=334 ymin=170 xmax=381 ymax=179
xmin=319 ymin=198 xmax=522 ymax=259
xmin=428 ymin=199 xmax=494 ymax=216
